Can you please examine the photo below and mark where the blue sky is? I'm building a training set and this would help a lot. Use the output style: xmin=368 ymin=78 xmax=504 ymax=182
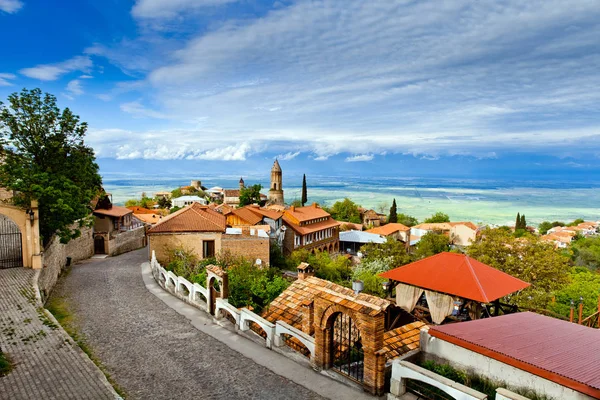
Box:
xmin=2 ymin=0 xmax=600 ymax=179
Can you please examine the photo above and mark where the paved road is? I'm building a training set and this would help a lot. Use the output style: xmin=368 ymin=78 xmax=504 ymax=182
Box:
xmin=50 ymin=249 xmax=324 ymax=400
xmin=0 ymin=268 xmax=116 ymax=400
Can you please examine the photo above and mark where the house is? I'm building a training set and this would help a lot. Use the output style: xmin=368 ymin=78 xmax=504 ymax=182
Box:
xmin=337 ymin=220 xmax=363 ymax=231
xmin=411 ymin=222 xmax=478 ymax=246
xmin=359 ymin=208 xmax=386 ymax=228
xmin=127 ymin=206 xmax=163 ymax=226
xmin=93 ymin=196 xmax=146 ymax=255
xmin=282 ymin=203 xmax=340 ymax=255
xmin=154 ymin=191 xmax=172 ymax=199
xmin=366 ymin=223 xmax=411 ymax=243
xmin=148 ymin=203 xmax=269 ymax=265
xmin=541 ymin=231 xmax=576 ymax=248
xmin=339 ymin=230 xmax=385 ymax=254
xmin=171 ymin=195 xmax=207 ymax=208
xmin=549 ymin=222 xmax=599 ymax=237
xmin=217 ymin=204 xmax=285 ymax=242
xmin=408 ymin=312 xmax=600 ymax=400
xmin=380 ymin=252 xmax=530 ymax=324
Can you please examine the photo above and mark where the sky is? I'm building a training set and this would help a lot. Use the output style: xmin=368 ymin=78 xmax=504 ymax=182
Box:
xmin=1 ymin=0 xmax=600 ymax=179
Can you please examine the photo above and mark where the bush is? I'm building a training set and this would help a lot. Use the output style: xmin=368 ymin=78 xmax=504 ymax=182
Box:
xmin=289 ymin=249 xmax=352 ymax=285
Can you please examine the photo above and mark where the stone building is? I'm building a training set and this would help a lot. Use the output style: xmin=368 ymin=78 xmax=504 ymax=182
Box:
xmin=93 ymin=195 xmax=146 ymax=256
xmin=267 ymin=159 xmax=284 ymax=206
xmin=282 ymin=203 xmax=340 ymax=255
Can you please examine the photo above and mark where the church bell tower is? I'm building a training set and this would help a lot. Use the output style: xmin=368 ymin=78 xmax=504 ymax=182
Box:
xmin=268 ymin=160 xmax=284 ymax=205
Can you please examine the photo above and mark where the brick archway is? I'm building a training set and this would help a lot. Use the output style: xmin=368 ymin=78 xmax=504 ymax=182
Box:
xmin=313 ymin=297 xmax=386 ymax=395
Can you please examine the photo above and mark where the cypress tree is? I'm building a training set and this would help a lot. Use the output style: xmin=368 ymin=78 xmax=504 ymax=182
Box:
xmin=521 ymin=214 xmax=526 ymax=229
xmin=515 ymin=213 xmax=521 ymax=229
xmin=301 ymin=174 xmax=307 ymax=207
xmin=389 ymin=199 xmax=398 ymax=223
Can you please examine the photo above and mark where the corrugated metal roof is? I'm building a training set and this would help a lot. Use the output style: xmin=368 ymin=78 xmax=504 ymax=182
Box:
xmin=340 ymin=230 xmax=385 ymax=244
xmin=379 ymin=252 xmax=530 ymax=303
xmin=429 ymin=312 xmax=600 ymax=398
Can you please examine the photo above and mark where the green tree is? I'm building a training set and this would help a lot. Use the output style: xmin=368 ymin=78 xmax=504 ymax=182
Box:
xmin=289 ymin=249 xmax=352 ymax=284
xmin=538 ymin=221 xmax=553 ymax=235
xmin=520 ymin=214 xmax=526 ymax=229
xmin=239 ymin=184 xmax=263 ymax=206
xmin=328 ymin=198 xmax=361 ymax=223
xmin=301 ymin=174 xmax=307 ymax=206
xmin=549 ymin=267 xmax=600 ymax=319
xmin=125 ymin=199 xmax=140 ymax=207
xmin=424 ymin=212 xmax=450 ymax=223
xmin=568 ymin=218 xmax=585 ymax=226
xmin=171 ymin=187 xmax=183 ymax=198
xmin=515 ymin=213 xmax=521 ymax=229
xmin=468 ymin=228 xmax=570 ymax=309
xmin=388 ymin=198 xmax=398 ymax=223
xmin=157 ymin=197 xmax=172 ymax=209
xmin=360 ymin=237 xmax=411 ymax=269
xmin=397 ymin=213 xmax=418 ymax=227
xmin=169 ymin=206 xmax=182 ymax=214
xmin=352 ymin=259 xmax=390 ymax=297
xmin=0 ymin=89 xmax=102 ymax=244
xmin=413 ymin=232 xmax=450 ymax=259
xmin=571 ymin=236 xmax=600 ymax=271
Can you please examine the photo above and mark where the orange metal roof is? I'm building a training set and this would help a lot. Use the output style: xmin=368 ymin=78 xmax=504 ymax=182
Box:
xmin=284 ymin=204 xmax=331 ymax=223
xmin=245 ymin=205 xmax=283 ymax=220
xmin=429 ymin=312 xmax=600 ymax=399
xmin=380 ymin=252 xmax=530 ymax=303
xmin=366 ymin=223 xmax=410 ymax=235
xmin=93 ymin=205 xmax=132 ymax=218
xmin=148 ymin=203 xmax=226 ymax=233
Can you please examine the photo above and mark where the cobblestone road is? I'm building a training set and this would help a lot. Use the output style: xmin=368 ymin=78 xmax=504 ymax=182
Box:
xmin=50 ymin=249 xmax=324 ymax=400
xmin=0 ymin=268 xmax=117 ymax=400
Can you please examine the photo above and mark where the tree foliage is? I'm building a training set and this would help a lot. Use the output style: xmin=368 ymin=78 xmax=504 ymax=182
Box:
xmin=548 ymin=267 xmax=600 ymax=319
xmin=397 ymin=213 xmax=418 ymax=227
xmin=352 ymin=259 xmax=390 ymax=297
xmin=289 ymin=249 xmax=352 ymax=285
xmin=327 ymin=198 xmax=361 ymax=223
xmin=538 ymin=220 xmax=565 ymax=235
xmin=239 ymin=184 xmax=263 ymax=206
xmin=301 ymin=174 xmax=307 ymax=206
xmin=388 ymin=198 xmax=398 ymax=223
xmin=361 ymin=237 xmax=411 ymax=269
xmin=0 ymin=89 xmax=102 ymax=244
xmin=424 ymin=211 xmax=450 ymax=223
xmin=571 ymin=235 xmax=600 ymax=271
xmin=157 ymin=196 xmax=172 ymax=209
xmin=467 ymin=228 xmax=570 ymax=309
xmin=413 ymin=232 xmax=450 ymax=259
xmin=568 ymin=218 xmax=585 ymax=226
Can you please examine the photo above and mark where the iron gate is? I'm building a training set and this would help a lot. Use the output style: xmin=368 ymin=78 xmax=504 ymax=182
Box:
xmin=0 ymin=215 xmax=23 ymax=269
xmin=331 ymin=312 xmax=364 ymax=383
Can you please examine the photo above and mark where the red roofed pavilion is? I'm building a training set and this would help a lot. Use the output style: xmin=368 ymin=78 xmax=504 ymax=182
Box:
xmin=380 ymin=252 xmax=530 ymax=324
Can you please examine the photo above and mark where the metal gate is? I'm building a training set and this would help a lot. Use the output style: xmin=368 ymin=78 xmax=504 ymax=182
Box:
xmin=0 ymin=215 xmax=23 ymax=269
xmin=331 ymin=313 xmax=364 ymax=383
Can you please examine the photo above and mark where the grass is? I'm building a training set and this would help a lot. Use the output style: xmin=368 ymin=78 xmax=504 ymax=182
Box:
xmin=45 ymin=296 xmax=127 ymax=398
xmin=0 ymin=350 xmax=12 ymax=377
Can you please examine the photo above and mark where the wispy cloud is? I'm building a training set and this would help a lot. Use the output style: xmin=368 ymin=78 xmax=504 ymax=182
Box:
xmin=276 ymin=151 xmax=300 ymax=161
xmin=20 ymin=56 xmax=92 ymax=81
xmin=0 ymin=73 xmax=16 ymax=86
xmin=131 ymin=0 xmax=237 ymax=19
xmin=345 ymin=154 xmax=374 ymax=162
xmin=0 ymin=0 xmax=23 ymax=13
xmin=120 ymin=100 xmax=168 ymax=119
xmin=63 ymin=79 xmax=84 ymax=99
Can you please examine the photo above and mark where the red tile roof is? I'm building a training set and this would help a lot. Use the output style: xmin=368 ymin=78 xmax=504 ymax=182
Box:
xmin=284 ymin=204 xmax=331 ymax=223
xmin=283 ymin=217 xmax=340 ymax=235
xmin=93 ymin=205 xmax=132 ymax=218
xmin=231 ymin=207 xmax=263 ymax=225
xmin=366 ymin=223 xmax=410 ymax=235
xmin=429 ymin=312 xmax=600 ymax=399
xmin=223 ymin=189 xmax=240 ymax=198
xmin=380 ymin=252 xmax=530 ymax=303
xmin=245 ymin=205 xmax=283 ymax=220
xmin=127 ymin=206 xmax=160 ymax=214
xmin=382 ymin=322 xmax=427 ymax=360
xmin=148 ymin=203 xmax=226 ymax=233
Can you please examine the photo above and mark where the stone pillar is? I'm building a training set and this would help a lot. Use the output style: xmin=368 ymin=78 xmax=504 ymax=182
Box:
xmin=31 ymin=201 xmax=42 ymax=269
xmin=302 ymin=300 xmax=314 ymax=336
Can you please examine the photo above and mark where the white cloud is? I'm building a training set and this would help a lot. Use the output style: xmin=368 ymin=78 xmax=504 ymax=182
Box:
xmin=345 ymin=154 xmax=374 ymax=162
xmin=0 ymin=73 xmax=16 ymax=86
xmin=276 ymin=151 xmax=300 ymax=161
xmin=64 ymin=79 xmax=84 ymax=99
xmin=120 ymin=101 xmax=168 ymax=119
xmin=188 ymin=143 xmax=251 ymax=161
xmin=131 ymin=0 xmax=237 ymax=19
xmin=0 ymin=0 xmax=23 ymax=13
xmin=20 ymin=56 xmax=92 ymax=81
xmin=79 ymin=74 xmax=93 ymax=79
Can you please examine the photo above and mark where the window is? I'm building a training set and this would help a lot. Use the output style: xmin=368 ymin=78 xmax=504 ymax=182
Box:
xmin=203 ymin=240 xmax=215 ymax=258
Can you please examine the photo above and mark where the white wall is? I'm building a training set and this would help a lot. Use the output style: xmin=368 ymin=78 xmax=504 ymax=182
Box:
xmin=420 ymin=330 xmax=593 ymax=400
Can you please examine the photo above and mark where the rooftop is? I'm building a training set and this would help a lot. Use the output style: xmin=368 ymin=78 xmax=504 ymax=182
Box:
xmin=429 ymin=312 xmax=600 ymax=399
xmin=380 ymin=252 xmax=530 ymax=303
xmin=230 ymin=207 xmax=263 ymax=225
xmin=127 ymin=206 xmax=160 ymax=214
xmin=413 ymin=221 xmax=478 ymax=231
xmin=382 ymin=322 xmax=427 ymax=361
xmin=340 ymin=230 xmax=385 ymax=244
xmin=284 ymin=203 xmax=331 ymax=223
xmin=245 ymin=205 xmax=283 ymax=220
xmin=223 ymin=189 xmax=240 ymax=198
xmin=366 ymin=223 xmax=410 ymax=235
xmin=148 ymin=203 xmax=226 ymax=234
xmin=283 ymin=218 xmax=340 ymax=235
xmin=93 ymin=205 xmax=132 ymax=218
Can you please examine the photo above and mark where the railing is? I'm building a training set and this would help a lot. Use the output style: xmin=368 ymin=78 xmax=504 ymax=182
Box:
xmin=581 ymin=311 xmax=600 ymax=328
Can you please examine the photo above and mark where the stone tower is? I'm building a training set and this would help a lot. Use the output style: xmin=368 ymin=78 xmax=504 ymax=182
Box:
xmin=239 ymin=177 xmax=245 ymax=191
xmin=268 ymin=159 xmax=284 ymax=205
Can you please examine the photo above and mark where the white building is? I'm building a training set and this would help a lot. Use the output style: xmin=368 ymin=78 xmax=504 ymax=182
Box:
xmin=171 ymin=195 xmax=207 ymax=208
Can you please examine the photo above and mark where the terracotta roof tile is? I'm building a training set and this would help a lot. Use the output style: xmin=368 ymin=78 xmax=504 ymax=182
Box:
xmin=244 ymin=205 xmax=283 ymax=220
xmin=366 ymin=223 xmax=410 ymax=235
xmin=127 ymin=206 xmax=161 ymax=214
xmin=283 ymin=217 xmax=340 ymax=235
xmin=381 ymin=321 xmax=426 ymax=360
xmin=223 ymin=189 xmax=240 ymax=197
xmin=284 ymin=204 xmax=331 ymax=223
xmin=148 ymin=203 xmax=226 ymax=233
xmin=93 ymin=205 xmax=132 ymax=218
xmin=231 ymin=207 xmax=263 ymax=225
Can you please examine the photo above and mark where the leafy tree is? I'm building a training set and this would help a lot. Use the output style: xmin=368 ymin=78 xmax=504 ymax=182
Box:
xmin=328 ymin=198 xmax=361 ymax=223
xmin=413 ymin=232 xmax=450 ymax=259
xmin=397 ymin=213 xmax=418 ymax=227
xmin=157 ymin=196 xmax=172 ymax=209
xmin=388 ymin=198 xmax=398 ymax=223
xmin=376 ymin=201 xmax=389 ymax=215
xmin=301 ymin=174 xmax=307 ymax=206
xmin=424 ymin=211 xmax=450 ymax=223
xmin=125 ymin=199 xmax=140 ymax=207
xmin=360 ymin=237 xmax=411 ymax=269
xmin=568 ymin=218 xmax=585 ymax=226
xmin=571 ymin=236 xmax=600 ymax=271
xmin=549 ymin=267 xmax=600 ymax=319
xmin=520 ymin=214 xmax=526 ymax=229
xmin=169 ymin=206 xmax=182 ymax=214
xmin=0 ymin=89 xmax=102 ymax=244
xmin=289 ymin=249 xmax=352 ymax=284
xmin=171 ymin=187 xmax=183 ymax=198
xmin=467 ymin=228 xmax=570 ymax=309
xmin=538 ymin=221 xmax=553 ymax=235
xmin=239 ymin=184 xmax=263 ymax=206
xmin=352 ymin=259 xmax=390 ymax=297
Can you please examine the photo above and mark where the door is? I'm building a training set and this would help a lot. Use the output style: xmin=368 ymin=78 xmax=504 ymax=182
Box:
xmin=0 ymin=215 xmax=23 ymax=269
xmin=94 ymin=236 xmax=105 ymax=254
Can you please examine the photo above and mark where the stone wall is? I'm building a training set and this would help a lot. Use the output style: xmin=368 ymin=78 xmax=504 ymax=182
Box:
xmin=148 ymin=232 xmax=223 ymax=264
xmin=108 ymin=226 xmax=146 ymax=256
xmin=221 ymin=233 xmax=270 ymax=266
xmin=39 ymin=225 xmax=94 ymax=300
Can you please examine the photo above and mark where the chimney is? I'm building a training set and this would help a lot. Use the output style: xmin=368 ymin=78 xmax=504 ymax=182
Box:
xmin=297 ymin=262 xmax=314 ymax=280
xmin=290 ymin=205 xmax=295 ymax=212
